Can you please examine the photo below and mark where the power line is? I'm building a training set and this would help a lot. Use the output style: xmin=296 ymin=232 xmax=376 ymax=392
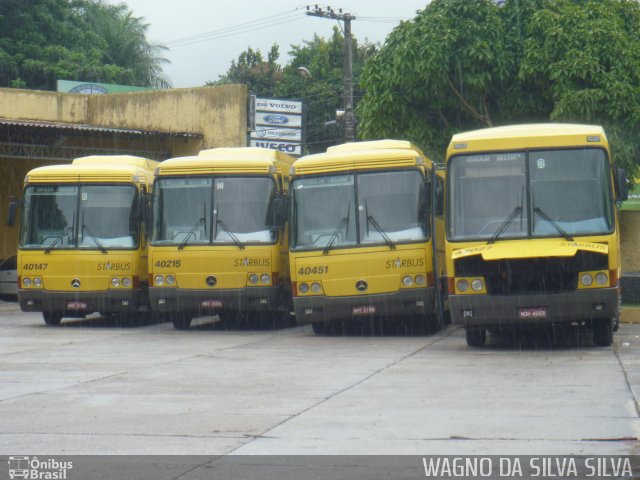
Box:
xmin=163 ymin=10 xmax=306 ymax=48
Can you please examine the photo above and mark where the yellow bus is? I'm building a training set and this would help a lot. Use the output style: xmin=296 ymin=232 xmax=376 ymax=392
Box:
xmin=444 ymin=124 xmax=627 ymax=347
xmin=12 ymin=155 xmax=158 ymax=325
xmin=288 ymin=139 xmax=445 ymax=334
xmin=148 ymin=147 xmax=294 ymax=329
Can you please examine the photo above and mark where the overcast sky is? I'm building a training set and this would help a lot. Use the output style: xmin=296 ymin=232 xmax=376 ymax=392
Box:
xmin=107 ymin=1 xmax=430 ymax=88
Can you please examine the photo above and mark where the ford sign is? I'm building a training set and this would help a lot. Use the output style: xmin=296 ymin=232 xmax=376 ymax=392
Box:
xmin=263 ymin=114 xmax=289 ymax=125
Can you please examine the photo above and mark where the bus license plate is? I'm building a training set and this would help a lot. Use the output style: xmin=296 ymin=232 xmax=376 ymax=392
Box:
xmin=352 ymin=306 xmax=375 ymax=315
xmin=518 ymin=307 xmax=547 ymax=319
xmin=67 ymin=301 xmax=87 ymax=310
xmin=201 ymin=300 xmax=222 ymax=308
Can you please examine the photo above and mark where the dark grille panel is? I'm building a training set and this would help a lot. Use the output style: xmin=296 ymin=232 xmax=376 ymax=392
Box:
xmin=454 ymin=251 xmax=608 ymax=295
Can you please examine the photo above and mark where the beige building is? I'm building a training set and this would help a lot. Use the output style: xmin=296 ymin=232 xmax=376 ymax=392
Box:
xmin=0 ymin=85 xmax=248 ymax=258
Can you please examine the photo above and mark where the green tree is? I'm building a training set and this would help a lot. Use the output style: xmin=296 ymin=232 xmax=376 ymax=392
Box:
xmin=519 ymin=0 xmax=640 ymax=175
xmin=357 ymin=0 xmax=640 ymax=175
xmin=206 ymin=44 xmax=282 ymax=96
xmin=85 ymin=1 xmax=171 ymax=88
xmin=210 ymin=28 xmax=377 ymax=154
xmin=0 ymin=0 xmax=170 ymax=91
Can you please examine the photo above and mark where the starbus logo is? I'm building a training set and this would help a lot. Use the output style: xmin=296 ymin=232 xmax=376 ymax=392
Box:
xmin=7 ymin=456 xmax=73 ymax=479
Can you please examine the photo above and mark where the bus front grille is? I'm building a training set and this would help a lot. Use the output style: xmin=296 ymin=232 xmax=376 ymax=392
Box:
xmin=454 ymin=251 xmax=608 ymax=295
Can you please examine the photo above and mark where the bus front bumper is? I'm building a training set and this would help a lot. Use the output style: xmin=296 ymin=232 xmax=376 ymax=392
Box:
xmin=18 ymin=289 xmax=144 ymax=315
xmin=293 ymin=287 xmax=436 ymax=325
xmin=449 ymin=287 xmax=619 ymax=327
xmin=149 ymin=286 xmax=284 ymax=314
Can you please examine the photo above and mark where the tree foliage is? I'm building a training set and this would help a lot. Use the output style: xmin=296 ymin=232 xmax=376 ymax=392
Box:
xmin=357 ymin=0 xmax=640 ymax=175
xmin=206 ymin=44 xmax=282 ymax=96
xmin=209 ymin=27 xmax=377 ymax=154
xmin=0 ymin=0 xmax=170 ymax=90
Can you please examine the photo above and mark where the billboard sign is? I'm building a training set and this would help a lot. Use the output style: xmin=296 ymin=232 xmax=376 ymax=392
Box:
xmin=250 ymin=139 xmax=302 ymax=156
xmin=253 ymin=127 xmax=302 ymax=141
xmin=57 ymin=79 xmax=152 ymax=94
xmin=255 ymin=112 xmax=302 ymax=128
xmin=251 ymin=96 xmax=303 ymax=156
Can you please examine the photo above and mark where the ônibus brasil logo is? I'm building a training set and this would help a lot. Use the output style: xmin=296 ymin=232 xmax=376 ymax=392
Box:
xmin=8 ymin=456 xmax=73 ymax=479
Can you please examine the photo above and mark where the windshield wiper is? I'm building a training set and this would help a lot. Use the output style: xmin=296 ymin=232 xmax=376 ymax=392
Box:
xmin=488 ymin=206 xmax=523 ymax=244
xmin=44 ymin=224 xmax=74 ymax=254
xmin=178 ymin=218 xmax=205 ymax=250
xmin=367 ymin=215 xmax=396 ymax=250
xmin=365 ymin=201 xmax=396 ymax=250
xmin=323 ymin=202 xmax=351 ymax=255
xmin=216 ymin=219 xmax=246 ymax=250
xmin=533 ymin=207 xmax=574 ymax=241
xmin=82 ymin=224 xmax=107 ymax=253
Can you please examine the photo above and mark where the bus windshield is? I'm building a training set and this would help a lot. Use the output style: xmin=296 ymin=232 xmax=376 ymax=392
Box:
xmin=20 ymin=184 xmax=138 ymax=249
xmin=291 ymin=170 xmax=427 ymax=251
xmin=152 ymin=176 xmax=277 ymax=246
xmin=448 ymin=148 xmax=614 ymax=241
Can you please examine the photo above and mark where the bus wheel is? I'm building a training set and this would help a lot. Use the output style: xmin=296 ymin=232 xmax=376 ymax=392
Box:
xmin=311 ymin=322 xmax=326 ymax=335
xmin=172 ymin=314 xmax=192 ymax=330
xmin=42 ymin=311 xmax=63 ymax=326
xmin=593 ymin=318 xmax=613 ymax=347
xmin=465 ymin=327 xmax=486 ymax=347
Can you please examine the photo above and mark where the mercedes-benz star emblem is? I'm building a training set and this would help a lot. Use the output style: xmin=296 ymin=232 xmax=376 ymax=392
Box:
xmin=71 ymin=279 xmax=81 ymax=288
xmin=355 ymin=280 xmax=368 ymax=292
xmin=206 ymin=276 xmax=217 ymax=287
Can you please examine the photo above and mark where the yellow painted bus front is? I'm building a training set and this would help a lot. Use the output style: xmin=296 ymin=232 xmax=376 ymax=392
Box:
xmin=17 ymin=155 xmax=157 ymax=325
xmin=148 ymin=148 xmax=294 ymax=329
xmin=444 ymin=124 xmax=625 ymax=347
xmin=289 ymin=140 xmax=444 ymax=334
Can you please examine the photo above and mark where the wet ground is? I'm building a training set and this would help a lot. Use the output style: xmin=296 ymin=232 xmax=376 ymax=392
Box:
xmin=0 ymin=302 xmax=638 ymax=456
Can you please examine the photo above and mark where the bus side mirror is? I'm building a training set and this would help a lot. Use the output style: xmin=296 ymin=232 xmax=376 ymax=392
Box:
xmin=139 ymin=189 xmax=151 ymax=233
xmin=615 ymin=168 xmax=629 ymax=202
xmin=434 ymin=181 xmax=444 ymax=217
xmin=7 ymin=197 xmax=19 ymax=227
xmin=267 ymin=195 xmax=288 ymax=228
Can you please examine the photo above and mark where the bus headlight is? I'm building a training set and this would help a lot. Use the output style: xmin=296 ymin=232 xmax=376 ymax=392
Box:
xmin=248 ymin=274 xmax=259 ymax=285
xmin=33 ymin=277 xmax=42 ymax=288
xmin=111 ymin=277 xmax=120 ymax=287
xmin=471 ymin=279 xmax=484 ymax=292
xmin=402 ymin=275 xmax=413 ymax=287
xmin=154 ymin=275 xmax=164 ymax=286
xmin=165 ymin=275 xmax=175 ymax=286
xmin=260 ymin=274 xmax=270 ymax=284
xmin=299 ymin=283 xmax=309 ymax=294
xmin=595 ymin=272 xmax=609 ymax=286
xmin=310 ymin=282 xmax=322 ymax=293
xmin=23 ymin=278 xmax=32 ymax=287
xmin=456 ymin=279 xmax=469 ymax=293
xmin=122 ymin=277 xmax=132 ymax=288
xmin=414 ymin=274 xmax=426 ymax=286
xmin=580 ymin=273 xmax=593 ymax=287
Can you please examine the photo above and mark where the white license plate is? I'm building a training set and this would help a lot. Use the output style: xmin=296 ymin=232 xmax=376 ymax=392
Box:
xmin=201 ymin=300 xmax=222 ymax=308
xmin=518 ymin=307 xmax=547 ymax=319
xmin=67 ymin=301 xmax=87 ymax=310
xmin=352 ymin=305 xmax=376 ymax=315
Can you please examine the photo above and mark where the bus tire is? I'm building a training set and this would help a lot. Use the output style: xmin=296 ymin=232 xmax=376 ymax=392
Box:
xmin=593 ymin=318 xmax=613 ymax=347
xmin=172 ymin=314 xmax=192 ymax=330
xmin=42 ymin=311 xmax=63 ymax=326
xmin=311 ymin=322 xmax=326 ymax=335
xmin=466 ymin=327 xmax=486 ymax=347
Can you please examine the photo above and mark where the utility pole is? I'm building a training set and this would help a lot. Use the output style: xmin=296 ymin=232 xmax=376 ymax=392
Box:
xmin=306 ymin=5 xmax=356 ymax=142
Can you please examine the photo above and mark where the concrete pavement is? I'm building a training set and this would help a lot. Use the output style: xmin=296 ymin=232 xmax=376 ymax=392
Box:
xmin=0 ymin=305 xmax=638 ymax=456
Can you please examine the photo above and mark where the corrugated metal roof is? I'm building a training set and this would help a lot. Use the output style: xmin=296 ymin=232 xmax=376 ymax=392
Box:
xmin=0 ymin=117 xmax=202 ymax=138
